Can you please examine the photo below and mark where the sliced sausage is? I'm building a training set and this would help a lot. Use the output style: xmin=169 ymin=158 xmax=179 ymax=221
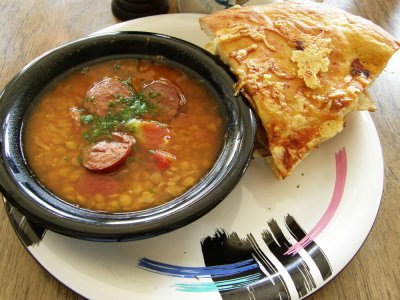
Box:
xmin=84 ymin=77 xmax=131 ymax=116
xmin=142 ymin=79 xmax=186 ymax=123
xmin=82 ymin=132 xmax=135 ymax=173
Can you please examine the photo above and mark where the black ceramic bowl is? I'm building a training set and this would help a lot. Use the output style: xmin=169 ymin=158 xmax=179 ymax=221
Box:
xmin=0 ymin=32 xmax=256 ymax=241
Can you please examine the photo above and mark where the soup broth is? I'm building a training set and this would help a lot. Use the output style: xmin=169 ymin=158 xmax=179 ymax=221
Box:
xmin=23 ymin=58 xmax=224 ymax=212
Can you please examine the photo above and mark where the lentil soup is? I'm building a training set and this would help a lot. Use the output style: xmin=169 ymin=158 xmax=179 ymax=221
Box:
xmin=23 ymin=57 xmax=224 ymax=213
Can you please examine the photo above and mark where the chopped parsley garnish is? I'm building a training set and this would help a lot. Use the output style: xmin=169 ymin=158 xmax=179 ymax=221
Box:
xmin=120 ymin=76 xmax=132 ymax=87
xmin=127 ymin=156 xmax=139 ymax=163
xmin=113 ymin=63 xmax=121 ymax=72
xmin=80 ymin=90 xmax=157 ymax=141
xmin=147 ymin=89 xmax=161 ymax=99
xmin=80 ymin=114 xmax=94 ymax=124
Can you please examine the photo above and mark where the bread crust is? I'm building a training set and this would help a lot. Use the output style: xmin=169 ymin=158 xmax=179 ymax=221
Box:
xmin=200 ymin=1 xmax=399 ymax=178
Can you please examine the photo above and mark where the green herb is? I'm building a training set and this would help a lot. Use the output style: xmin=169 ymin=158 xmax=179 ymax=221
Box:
xmin=127 ymin=156 xmax=139 ymax=163
xmin=63 ymin=156 xmax=69 ymax=161
xmin=80 ymin=114 xmax=94 ymax=125
xmin=82 ymin=131 xmax=90 ymax=140
xmin=147 ymin=89 xmax=157 ymax=98
xmin=120 ymin=76 xmax=131 ymax=86
xmin=113 ymin=63 xmax=121 ymax=72
xmin=80 ymin=90 xmax=157 ymax=142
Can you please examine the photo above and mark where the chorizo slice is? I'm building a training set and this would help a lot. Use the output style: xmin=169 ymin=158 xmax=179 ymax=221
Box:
xmin=82 ymin=132 xmax=135 ymax=173
xmin=84 ymin=77 xmax=131 ymax=117
xmin=142 ymin=79 xmax=186 ymax=123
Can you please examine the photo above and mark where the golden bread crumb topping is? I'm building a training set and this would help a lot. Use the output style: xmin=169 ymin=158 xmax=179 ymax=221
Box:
xmin=200 ymin=1 xmax=399 ymax=178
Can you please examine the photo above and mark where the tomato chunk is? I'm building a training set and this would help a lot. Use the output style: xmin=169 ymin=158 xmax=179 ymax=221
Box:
xmin=125 ymin=119 xmax=172 ymax=150
xmin=150 ymin=150 xmax=176 ymax=170
xmin=77 ymin=173 xmax=121 ymax=195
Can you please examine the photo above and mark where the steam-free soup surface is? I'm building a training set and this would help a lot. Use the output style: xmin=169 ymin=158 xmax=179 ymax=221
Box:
xmin=24 ymin=58 xmax=224 ymax=212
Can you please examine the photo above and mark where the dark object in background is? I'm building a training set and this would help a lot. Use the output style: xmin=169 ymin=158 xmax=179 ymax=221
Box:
xmin=112 ymin=0 xmax=169 ymax=20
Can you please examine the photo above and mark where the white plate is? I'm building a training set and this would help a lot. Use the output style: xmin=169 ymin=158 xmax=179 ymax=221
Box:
xmin=5 ymin=13 xmax=383 ymax=300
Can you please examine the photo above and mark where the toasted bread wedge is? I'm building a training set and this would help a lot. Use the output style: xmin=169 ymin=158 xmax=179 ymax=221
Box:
xmin=200 ymin=1 xmax=399 ymax=178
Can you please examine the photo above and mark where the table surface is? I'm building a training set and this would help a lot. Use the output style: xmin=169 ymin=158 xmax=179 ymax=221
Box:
xmin=0 ymin=0 xmax=399 ymax=299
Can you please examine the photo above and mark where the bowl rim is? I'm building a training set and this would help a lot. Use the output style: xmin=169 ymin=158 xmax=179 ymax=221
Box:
xmin=0 ymin=31 xmax=257 ymax=241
